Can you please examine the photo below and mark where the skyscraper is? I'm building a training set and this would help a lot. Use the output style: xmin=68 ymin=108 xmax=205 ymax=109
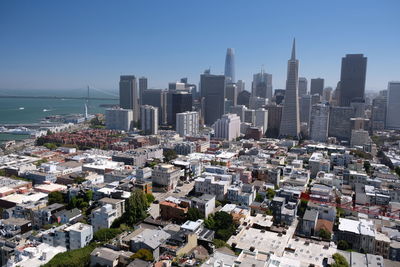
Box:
xmin=298 ymin=77 xmax=308 ymax=97
xmin=310 ymin=78 xmax=324 ymax=96
xmin=236 ymin=80 xmax=245 ymax=93
xmin=213 ymin=113 xmax=240 ymax=141
xmin=139 ymin=77 xmax=148 ymax=104
xmin=255 ymin=108 xmax=268 ymax=134
xmin=309 ymin=103 xmax=330 ymax=142
xmin=386 ymin=82 xmax=400 ymax=130
xmin=119 ymin=75 xmax=139 ymax=122
xmin=338 ymin=54 xmax=367 ymax=106
xmin=224 ymin=48 xmax=235 ymax=83
xmin=167 ymin=91 xmax=192 ymax=127
xmin=200 ymin=73 xmax=225 ymax=125
xmin=140 ymin=105 xmax=158 ymax=135
xmin=176 ymin=111 xmax=199 ymax=137
xmin=328 ymin=106 xmax=354 ymax=141
xmin=279 ymin=39 xmax=301 ymax=139
xmin=105 ymin=108 xmax=133 ymax=132
xmin=265 ymin=104 xmax=283 ymax=138
xmin=371 ymin=96 xmax=387 ymax=130
xmin=142 ymin=89 xmax=166 ymax=125
xmin=300 ymin=94 xmax=312 ymax=125
xmin=252 ymin=69 xmax=273 ymax=100
xmin=225 ymin=83 xmax=238 ymax=106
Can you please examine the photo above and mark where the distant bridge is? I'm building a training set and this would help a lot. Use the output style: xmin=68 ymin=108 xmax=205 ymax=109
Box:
xmin=0 ymin=95 xmax=118 ymax=101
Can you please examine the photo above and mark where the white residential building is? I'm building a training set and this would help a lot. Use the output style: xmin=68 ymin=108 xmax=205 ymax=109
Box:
xmin=105 ymin=108 xmax=133 ymax=131
xmin=255 ymin=108 xmax=268 ymax=133
xmin=140 ymin=105 xmax=158 ymax=135
xmin=194 ymin=176 xmax=230 ymax=201
xmin=91 ymin=204 xmax=118 ymax=232
xmin=213 ymin=113 xmax=241 ymax=141
xmin=176 ymin=111 xmax=199 ymax=137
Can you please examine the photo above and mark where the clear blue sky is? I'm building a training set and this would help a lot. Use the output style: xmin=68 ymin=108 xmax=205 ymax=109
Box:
xmin=0 ymin=0 xmax=399 ymax=92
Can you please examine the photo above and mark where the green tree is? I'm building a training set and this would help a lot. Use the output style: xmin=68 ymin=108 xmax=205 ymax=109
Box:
xmin=85 ymin=190 xmax=93 ymax=202
xmin=337 ymin=240 xmax=350 ymax=250
xmin=204 ymin=211 xmax=236 ymax=241
xmin=43 ymin=243 xmax=97 ymax=267
xmin=297 ymin=199 xmax=308 ymax=217
xmin=131 ymin=248 xmax=154 ymax=262
xmin=145 ymin=193 xmax=155 ymax=204
xmin=117 ymin=190 xmax=148 ymax=226
xmin=364 ymin=161 xmax=372 ymax=174
xmin=48 ymin=191 xmax=65 ymax=205
xmin=43 ymin=143 xmax=58 ymax=150
xmin=318 ymin=229 xmax=331 ymax=240
xmin=395 ymin=166 xmax=400 ymax=177
xmin=213 ymin=239 xmax=230 ymax=249
xmin=163 ymin=149 xmax=177 ymax=162
xmin=255 ymin=193 xmax=264 ymax=202
xmin=93 ymin=228 xmax=122 ymax=242
xmin=187 ymin=207 xmax=203 ymax=221
xmin=266 ymin=188 xmax=276 ymax=200
xmin=0 ymin=169 xmax=5 ymax=176
xmin=331 ymin=253 xmax=349 ymax=267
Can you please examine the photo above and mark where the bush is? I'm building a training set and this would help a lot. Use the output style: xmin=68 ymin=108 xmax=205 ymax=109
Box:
xmin=93 ymin=228 xmax=123 ymax=242
xmin=318 ymin=229 xmax=331 ymax=240
xmin=337 ymin=240 xmax=350 ymax=250
xmin=331 ymin=253 xmax=349 ymax=267
xmin=48 ymin=191 xmax=66 ymax=205
xmin=213 ymin=239 xmax=229 ymax=248
xmin=43 ymin=243 xmax=97 ymax=267
xmin=187 ymin=207 xmax=203 ymax=221
xmin=146 ymin=193 xmax=155 ymax=204
xmin=131 ymin=248 xmax=154 ymax=262
xmin=204 ymin=211 xmax=237 ymax=241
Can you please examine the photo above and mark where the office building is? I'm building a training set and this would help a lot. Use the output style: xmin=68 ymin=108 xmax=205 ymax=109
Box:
xmin=142 ymin=89 xmax=166 ymax=125
xmin=237 ymin=90 xmax=251 ymax=107
xmin=224 ymin=48 xmax=235 ymax=83
xmin=225 ymin=83 xmax=238 ymax=106
xmin=119 ymin=75 xmax=139 ymax=122
xmin=230 ymin=105 xmax=247 ymax=122
xmin=214 ymin=113 xmax=241 ymax=141
xmin=386 ymin=82 xmax=400 ymax=130
xmin=169 ymin=91 xmax=192 ymax=126
xmin=279 ymin=39 xmax=301 ymax=139
xmin=105 ymin=108 xmax=133 ymax=131
xmin=265 ymin=104 xmax=283 ymax=138
xmin=322 ymin=87 xmax=333 ymax=102
xmin=328 ymin=106 xmax=354 ymax=141
xmin=244 ymin=109 xmax=255 ymax=124
xmin=176 ymin=111 xmax=199 ymax=137
xmin=236 ymin=80 xmax=245 ymax=93
xmin=309 ymin=104 xmax=330 ymax=142
xmin=371 ymin=96 xmax=387 ymax=130
xmin=140 ymin=105 xmax=158 ymax=135
xmin=339 ymin=54 xmax=367 ymax=106
xmin=298 ymin=77 xmax=308 ymax=96
xmin=300 ymin=94 xmax=312 ymax=125
xmin=200 ymin=73 xmax=225 ymax=125
xmin=310 ymin=78 xmax=324 ymax=96
xmin=255 ymin=108 xmax=268 ymax=134
xmin=152 ymin=164 xmax=182 ymax=190
xmin=139 ymin=76 xmax=148 ymax=104
xmin=252 ymin=70 xmax=273 ymax=100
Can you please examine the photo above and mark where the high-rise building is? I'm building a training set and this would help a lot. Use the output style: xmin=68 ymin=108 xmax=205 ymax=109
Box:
xmin=338 ymin=54 xmax=367 ymax=106
xmin=236 ymin=80 xmax=245 ymax=93
xmin=140 ymin=105 xmax=158 ymax=135
xmin=255 ymin=108 xmax=268 ymax=134
xmin=328 ymin=106 xmax=354 ymax=141
xmin=119 ymin=75 xmax=139 ymax=121
xmin=142 ymin=89 xmax=166 ymax=124
xmin=105 ymin=108 xmax=133 ymax=131
xmin=298 ymin=77 xmax=308 ymax=97
xmin=300 ymin=94 xmax=312 ymax=125
xmin=265 ymin=104 xmax=283 ymax=138
xmin=237 ymin=90 xmax=251 ymax=107
xmin=225 ymin=83 xmax=238 ymax=106
xmin=176 ymin=111 xmax=199 ymax=137
xmin=249 ymin=96 xmax=268 ymax=110
xmin=200 ymin=73 xmax=225 ymax=125
xmin=322 ymin=87 xmax=333 ymax=103
xmin=224 ymin=48 xmax=235 ymax=83
xmin=279 ymin=39 xmax=301 ymax=139
xmin=244 ymin=109 xmax=255 ymax=125
xmin=230 ymin=105 xmax=247 ymax=122
xmin=252 ymin=70 xmax=273 ymax=100
xmin=371 ymin=96 xmax=387 ymax=131
xmin=310 ymin=78 xmax=324 ymax=96
xmin=139 ymin=77 xmax=148 ymax=104
xmin=386 ymin=81 xmax=400 ymax=130
xmin=169 ymin=91 xmax=192 ymax=126
xmin=309 ymin=104 xmax=330 ymax=142
xmin=213 ymin=113 xmax=241 ymax=141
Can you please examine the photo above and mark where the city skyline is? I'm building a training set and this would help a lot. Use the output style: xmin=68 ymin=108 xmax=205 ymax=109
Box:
xmin=0 ymin=0 xmax=399 ymax=91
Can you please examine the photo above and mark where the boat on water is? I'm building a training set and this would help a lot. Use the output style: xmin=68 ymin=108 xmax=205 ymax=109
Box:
xmin=18 ymin=107 xmax=24 ymax=110
xmin=43 ymin=109 xmax=50 ymax=112
xmin=6 ymin=127 xmax=33 ymax=135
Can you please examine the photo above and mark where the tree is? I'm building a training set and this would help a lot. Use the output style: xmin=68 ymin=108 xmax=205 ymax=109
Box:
xmin=43 ymin=143 xmax=58 ymax=150
xmin=85 ymin=190 xmax=93 ymax=202
xmin=213 ymin=239 xmax=229 ymax=248
xmin=117 ymin=189 xmax=148 ymax=226
xmin=187 ymin=207 xmax=203 ymax=221
xmin=297 ymin=199 xmax=308 ymax=217
xmin=331 ymin=253 xmax=349 ymax=267
xmin=48 ymin=191 xmax=65 ymax=205
xmin=395 ymin=166 xmax=400 ymax=177
xmin=318 ymin=229 xmax=331 ymax=240
xmin=255 ymin=193 xmax=264 ymax=202
xmin=145 ymin=193 xmax=155 ymax=204
xmin=204 ymin=211 xmax=236 ymax=241
xmin=337 ymin=240 xmax=350 ymax=251
xmin=93 ymin=228 xmax=122 ymax=242
xmin=131 ymin=249 xmax=154 ymax=262
xmin=364 ymin=161 xmax=372 ymax=174
xmin=266 ymin=188 xmax=276 ymax=200
xmin=163 ymin=149 xmax=177 ymax=162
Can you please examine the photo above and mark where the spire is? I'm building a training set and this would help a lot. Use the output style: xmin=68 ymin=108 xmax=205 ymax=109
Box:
xmin=291 ymin=38 xmax=296 ymax=60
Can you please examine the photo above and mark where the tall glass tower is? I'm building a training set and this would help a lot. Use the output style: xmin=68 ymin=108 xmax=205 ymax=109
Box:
xmin=224 ymin=48 xmax=235 ymax=83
